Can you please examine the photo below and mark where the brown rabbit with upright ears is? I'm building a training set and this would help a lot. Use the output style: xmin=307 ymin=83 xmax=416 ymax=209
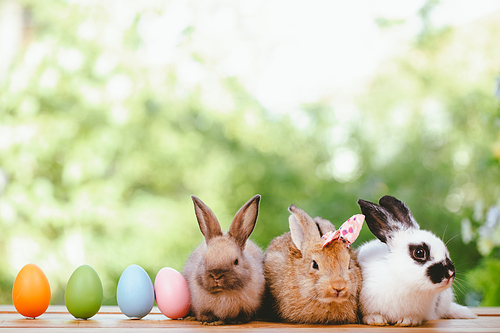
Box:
xmin=264 ymin=205 xmax=363 ymax=324
xmin=182 ymin=195 xmax=265 ymax=325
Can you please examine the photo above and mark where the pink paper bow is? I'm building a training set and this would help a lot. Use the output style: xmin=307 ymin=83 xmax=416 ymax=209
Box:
xmin=322 ymin=214 xmax=365 ymax=248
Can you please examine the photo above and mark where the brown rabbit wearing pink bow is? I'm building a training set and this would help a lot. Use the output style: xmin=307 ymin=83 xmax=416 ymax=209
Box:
xmin=263 ymin=205 xmax=364 ymax=324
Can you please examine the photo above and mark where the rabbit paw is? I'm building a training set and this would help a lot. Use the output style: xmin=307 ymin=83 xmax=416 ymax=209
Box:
xmin=231 ymin=312 xmax=252 ymax=324
xmin=198 ymin=311 xmax=224 ymax=325
xmin=395 ymin=316 xmax=423 ymax=327
xmin=202 ymin=320 xmax=225 ymax=326
xmin=363 ymin=314 xmax=389 ymax=326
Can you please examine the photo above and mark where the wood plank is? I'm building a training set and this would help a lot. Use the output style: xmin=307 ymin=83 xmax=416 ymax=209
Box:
xmin=471 ymin=307 xmax=500 ymax=316
xmin=0 ymin=306 xmax=498 ymax=332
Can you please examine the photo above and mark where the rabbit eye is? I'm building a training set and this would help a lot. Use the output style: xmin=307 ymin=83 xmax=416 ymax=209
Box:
xmin=415 ymin=248 xmax=425 ymax=258
xmin=312 ymin=260 xmax=319 ymax=270
xmin=234 ymin=259 xmax=239 ymax=266
xmin=410 ymin=244 xmax=429 ymax=263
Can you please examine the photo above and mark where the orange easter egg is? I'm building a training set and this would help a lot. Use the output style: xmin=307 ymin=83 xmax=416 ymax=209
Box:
xmin=12 ymin=264 xmax=51 ymax=318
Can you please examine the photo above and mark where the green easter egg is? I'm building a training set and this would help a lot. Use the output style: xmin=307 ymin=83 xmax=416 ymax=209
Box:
xmin=65 ymin=265 xmax=103 ymax=319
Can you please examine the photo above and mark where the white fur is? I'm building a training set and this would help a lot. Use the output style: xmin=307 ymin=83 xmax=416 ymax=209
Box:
xmin=358 ymin=229 xmax=476 ymax=326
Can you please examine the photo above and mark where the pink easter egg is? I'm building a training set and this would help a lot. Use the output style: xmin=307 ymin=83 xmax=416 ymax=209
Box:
xmin=154 ymin=267 xmax=191 ymax=319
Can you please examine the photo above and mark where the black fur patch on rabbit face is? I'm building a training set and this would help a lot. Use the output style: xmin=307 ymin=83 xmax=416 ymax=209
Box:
xmin=427 ymin=258 xmax=455 ymax=284
xmin=409 ymin=243 xmax=430 ymax=264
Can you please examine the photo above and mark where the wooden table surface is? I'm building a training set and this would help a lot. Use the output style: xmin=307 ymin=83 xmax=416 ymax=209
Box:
xmin=0 ymin=305 xmax=498 ymax=332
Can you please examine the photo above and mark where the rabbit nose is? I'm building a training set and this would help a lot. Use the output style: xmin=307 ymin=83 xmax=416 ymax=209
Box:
xmin=329 ymin=280 xmax=346 ymax=297
xmin=211 ymin=273 xmax=224 ymax=282
xmin=332 ymin=286 xmax=346 ymax=297
xmin=445 ymin=259 xmax=455 ymax=279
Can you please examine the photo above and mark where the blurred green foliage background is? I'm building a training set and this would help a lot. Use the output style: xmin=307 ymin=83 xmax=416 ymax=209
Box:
xmin=1 ymin=0 xmax=499 ymax=306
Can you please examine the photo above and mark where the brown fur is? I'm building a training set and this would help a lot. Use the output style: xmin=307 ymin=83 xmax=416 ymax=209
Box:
xmin=182 ymin=195 xmax=265 ymax=324
xmin=263 ymin=206 xmax=362 ymax=324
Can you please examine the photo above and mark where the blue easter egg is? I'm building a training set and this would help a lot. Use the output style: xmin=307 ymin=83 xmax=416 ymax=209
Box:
xmin=117 ymin=264 xmax=155 ymax=319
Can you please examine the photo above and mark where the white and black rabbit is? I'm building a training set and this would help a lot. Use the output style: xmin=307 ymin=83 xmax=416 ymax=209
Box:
xmin=357 ymin=195 xmax=477 ymax=326
xmin=182 ymin=195 xmax=265 ymax=324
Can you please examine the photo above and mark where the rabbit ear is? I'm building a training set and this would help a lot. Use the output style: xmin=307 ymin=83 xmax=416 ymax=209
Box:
xmin=191 ymin=196 xmax=223 ymax=243
xmin=288 ymin=205 xmax=319 ymax=252
xmin=357 ymin=196 xmax=418 ymax=244
xmin=228 ymin=195 xmax=261 ymax=249
xmin=378 ymin=195 xmax=419 ymax=230
xmin=313 ymin=216 xmax=336 ymax=236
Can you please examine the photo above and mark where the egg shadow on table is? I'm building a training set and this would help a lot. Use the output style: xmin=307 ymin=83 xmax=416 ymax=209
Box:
xmin=64 ymin=317 xmax=101 ymax=324
xmin=14 ymin=318 xmax=49 ymax=322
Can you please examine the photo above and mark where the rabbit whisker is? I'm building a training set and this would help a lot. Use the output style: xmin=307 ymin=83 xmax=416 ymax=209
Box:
xmin=303 ymin=295 xmax=318 ymax=309
xmin=347 ymin=297 xmax=357 ymax=312
xmin=454 ymin=277 xmax=474 ymax=289
xmin=445 ymin=233 xmax=460 ymax=246
xmin=442 ymin=225 xmax=449 ymax=241
xmin=452 ymin=282 xmax=467 ymax=296
xmin=453 ymin=276 xmax=477 ymax=296
xmin=296 ymin=294 xmax=318 ymax=320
